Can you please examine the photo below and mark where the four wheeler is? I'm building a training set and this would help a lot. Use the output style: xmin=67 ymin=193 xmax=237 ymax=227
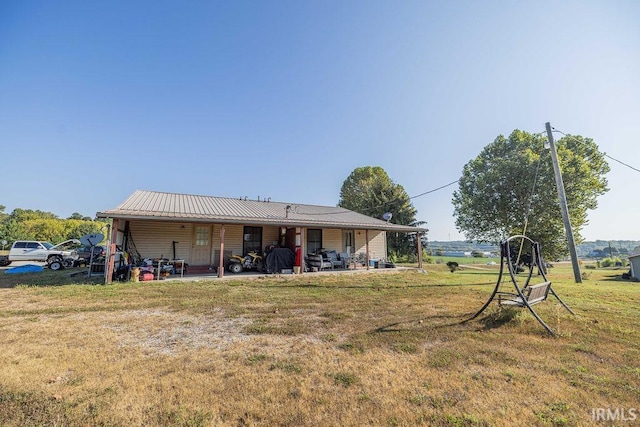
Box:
xmin=228 ymin=251 xmax=263 ymax=274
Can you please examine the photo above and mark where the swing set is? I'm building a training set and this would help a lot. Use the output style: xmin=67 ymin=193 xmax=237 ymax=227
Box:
xmin=463 ymin=134 xmax=581 ymax=335
xmin=466 ymin=234 xmax=575 ymax=336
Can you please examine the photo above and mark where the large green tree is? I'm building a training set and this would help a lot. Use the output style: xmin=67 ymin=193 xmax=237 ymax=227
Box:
xmin=452 ymin=130 xmax=609 ymax=259
xmin=338 ymin=166 xmax=424 ymax=258
xmin=0 ymin=208 xmax=108 ymax=246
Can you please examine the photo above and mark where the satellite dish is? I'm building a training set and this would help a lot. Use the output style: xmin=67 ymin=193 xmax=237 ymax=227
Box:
xmin=382 ymin=212 xmax=393 ymax=222
xmin=80 ymin=233 xmax=104 ymax=247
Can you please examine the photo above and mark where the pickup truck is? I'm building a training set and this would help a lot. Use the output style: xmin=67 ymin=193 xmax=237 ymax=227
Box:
xmin=0 ymin=239 xmax=80 ymax=270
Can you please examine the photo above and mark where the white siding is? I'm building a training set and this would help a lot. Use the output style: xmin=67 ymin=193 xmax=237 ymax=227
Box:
xmin=128 ymin=221 xmax=194 ymax=260
xmin=213 ymin=224 xmax=244 ymax=256
xmin=323 ymin=228 xmax=342 ymax=252
xmin=263 ymin=226 xmax=280 ymax=248
xmin=354 ymin=230 xmax=386 ymax=260
xmin=125 ymin=220 xmax=388 ymax=264
xmin=630 ymin=255 xmax=640 ymax=280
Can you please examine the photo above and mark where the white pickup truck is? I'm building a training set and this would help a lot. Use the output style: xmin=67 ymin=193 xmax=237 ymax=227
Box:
xmin=0 ymin=239 xmax=80 ymax=270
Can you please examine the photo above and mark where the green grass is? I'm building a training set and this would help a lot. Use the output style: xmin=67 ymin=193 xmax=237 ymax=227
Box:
xmin=0 ymin=266 xmax=104 ymax=288
xmin=430 ymin=255 xmax=500 ymax=265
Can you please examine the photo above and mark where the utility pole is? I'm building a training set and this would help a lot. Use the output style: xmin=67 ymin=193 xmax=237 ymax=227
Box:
xmin=545 ymin=122 xmax=582 ymax=283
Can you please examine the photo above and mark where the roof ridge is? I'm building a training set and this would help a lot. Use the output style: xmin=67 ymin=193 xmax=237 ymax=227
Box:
xmin=134 ymin=189 xmax=344 ymax=210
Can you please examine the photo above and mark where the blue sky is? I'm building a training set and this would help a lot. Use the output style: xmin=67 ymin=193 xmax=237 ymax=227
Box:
xmin=1 ymin=1 xmax=639 ymax=241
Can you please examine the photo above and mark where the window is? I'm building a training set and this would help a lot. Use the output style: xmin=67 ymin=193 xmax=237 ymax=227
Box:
xmin=195 ymin=227 xmax=209 ymax=246
xmin=243 ymin=226 xmax=262 ymax=255
xmin=13 ymin=242 xmax=26 ymax=249
xmin=26 ymin=242 xmax=41 ymax=249
xmin=307 ymin=229 xmax=322 ymax=254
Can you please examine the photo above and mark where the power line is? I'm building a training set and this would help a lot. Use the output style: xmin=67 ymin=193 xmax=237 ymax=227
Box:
xmin=602 ymin=154 xmax=640 ymax=173
xmin=409 ymin=180 xmax=459 ymax=199
xmin=552 ymin=127 xmax=640 ymax=174
xmin=293 ymin=178 xmax=460 ymax=217
xmin=357 ymin=179 xmax=460 ymax=214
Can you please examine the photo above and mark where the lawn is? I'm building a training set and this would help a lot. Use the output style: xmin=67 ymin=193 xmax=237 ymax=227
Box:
xmin=0 ymin=263 xmax=638 ymax=426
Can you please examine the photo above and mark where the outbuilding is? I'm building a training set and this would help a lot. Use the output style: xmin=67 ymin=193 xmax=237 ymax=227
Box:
xmin=629 ymin=253 xmax=640 ymax=280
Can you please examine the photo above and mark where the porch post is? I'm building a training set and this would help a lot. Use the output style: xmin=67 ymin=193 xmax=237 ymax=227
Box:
xmin=417 ymin=232 xmax=423 ymax=269
xmin=295 ymin=227 xmax=303 ymax=274
xmin=105 ymin=218 xmax=118 ymax=284
xmin=365 ymin=229 xmax=370 ymax=270
xmin=218 ymin=225 xmax=225 ymax=278
xmin=300 ymin=228 xmax=305 ymax=274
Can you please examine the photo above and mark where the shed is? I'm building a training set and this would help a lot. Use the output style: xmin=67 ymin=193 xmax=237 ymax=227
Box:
xmin=629 ymin=253 xmax=640 ymax=280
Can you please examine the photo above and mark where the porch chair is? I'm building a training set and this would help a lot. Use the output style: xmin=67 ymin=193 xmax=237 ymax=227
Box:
xmin=339 ymin=252 xmax=352 ymax=269
xmin=306 ymin=253 xmax=332 ymax=271
xmin=324 ymin=250 xmax=345 ymax=269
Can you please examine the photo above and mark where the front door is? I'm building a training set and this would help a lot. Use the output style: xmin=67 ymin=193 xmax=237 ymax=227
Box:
xmin=343 ymin=230 xmax=354 ymax=254
xmin=191 ymin=225 xmax=212 ymax=265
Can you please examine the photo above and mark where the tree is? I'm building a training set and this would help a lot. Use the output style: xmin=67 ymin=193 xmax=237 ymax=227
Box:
xmin=605 ymin=246 xmax=619 ymax=256
xmin=0 ymin=208 xmax=107 ymax=246
xmin=338 ymin=166 xmax=422 ymax=257
xmin=68 ymin=212 xmax=93 ymax=221
xmin=452 ymin=130 xmax=609 ymax=260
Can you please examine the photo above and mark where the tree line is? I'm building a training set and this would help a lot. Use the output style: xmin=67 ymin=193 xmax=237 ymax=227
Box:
xmin=0 ymin=206 xmax=108 ymax=248
xmin=3 ymin=129 xmax=610 ymax=262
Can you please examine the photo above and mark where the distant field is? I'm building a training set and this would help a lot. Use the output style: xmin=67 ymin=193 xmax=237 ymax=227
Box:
xmin=0 ymin=264 xmax=638 ymax=426
xmin=426 ymin=255 xmax=500 ymax=265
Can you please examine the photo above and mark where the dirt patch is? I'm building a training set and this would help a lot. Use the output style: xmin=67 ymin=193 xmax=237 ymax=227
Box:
xmin=100 ymin=309 xmax=325 ymax=356
xmin=101 ymin=309 xmax=252 ymax=355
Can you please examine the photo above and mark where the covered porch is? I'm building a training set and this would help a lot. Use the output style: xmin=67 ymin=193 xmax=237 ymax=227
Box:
xmin=97 ymin=191 xmax=426 ymax=283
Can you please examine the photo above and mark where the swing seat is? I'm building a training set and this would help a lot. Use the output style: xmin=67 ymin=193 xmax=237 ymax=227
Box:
xmin=465 ymin=235 xmax=575 ymax=336
xmin=499 ymin=281 xmax=551 ymax=307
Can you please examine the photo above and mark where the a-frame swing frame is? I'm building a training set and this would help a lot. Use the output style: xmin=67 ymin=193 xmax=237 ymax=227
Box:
xmin=467 ymin=235 xmax=575 ymax=336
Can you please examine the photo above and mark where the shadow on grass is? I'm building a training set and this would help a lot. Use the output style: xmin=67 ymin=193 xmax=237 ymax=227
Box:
xmin=0 ymin=269 xmax=104 ymax=288
xmin=265 ymin=281 xmax=496 ymax=290
xmin=373 ymin=313 xmax=471 ymax=333
xmin=599 ymin=273 xmax=635 ymax=283
xmin=476 ymin=308 xmax=521 ymax=331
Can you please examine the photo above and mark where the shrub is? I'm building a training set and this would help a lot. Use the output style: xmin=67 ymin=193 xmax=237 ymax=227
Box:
xmin=601 ymin=257 xmax=622 ymax=268
xmin=446 ymin=261 xmax=459 ymax=273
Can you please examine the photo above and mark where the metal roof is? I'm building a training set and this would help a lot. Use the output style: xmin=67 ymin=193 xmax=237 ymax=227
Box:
xmin=97 ymin=190 xmax=427 ymax=233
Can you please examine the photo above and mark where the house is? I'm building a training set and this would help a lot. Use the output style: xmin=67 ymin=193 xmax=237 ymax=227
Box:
xmin=97 ymin=190 xmax=427 ymax=282
xmin=629 ymin=253 xmax=640 ymax=280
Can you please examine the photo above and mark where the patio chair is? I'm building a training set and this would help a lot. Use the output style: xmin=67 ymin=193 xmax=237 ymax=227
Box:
xmin=306 ymin=253 xmax=332 ymax=271
xmin=324 ymin=250 xmax=345 ymax=269
xmin=339 ymin=252 xmax=353 ymax=268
